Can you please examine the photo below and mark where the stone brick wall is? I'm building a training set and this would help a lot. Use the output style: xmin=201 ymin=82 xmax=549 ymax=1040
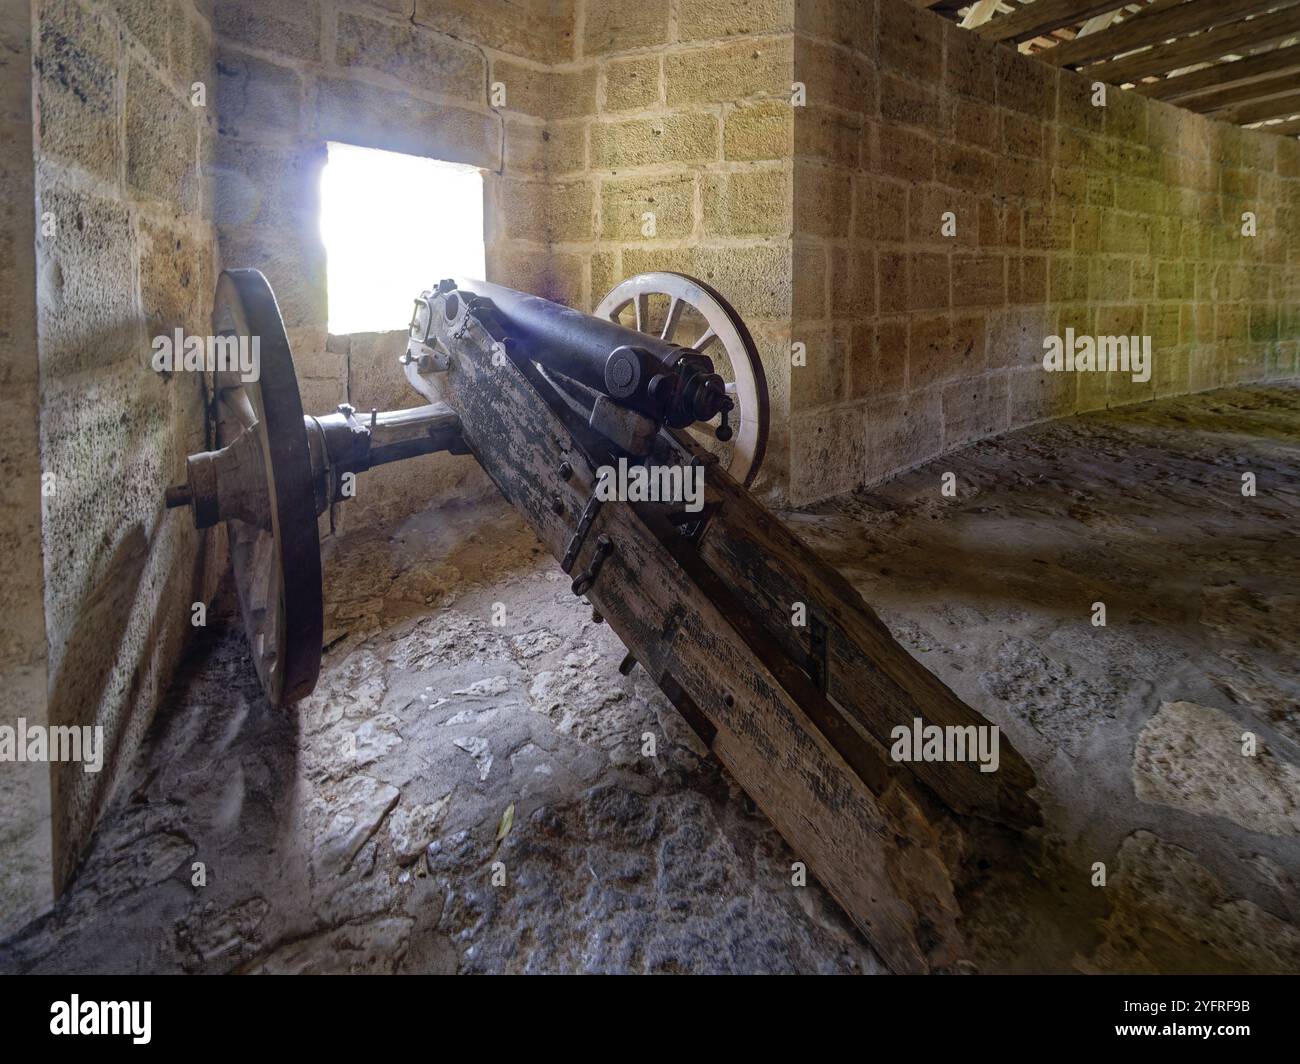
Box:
xmin=59 ymin=0 xmax=1294 ymax=560
xmin=0 ymin=2 xmax=51 ymax=936
xmin=532 ymin=0 xmax=798 ymax=495
xmin=30 ymin=0 xmax=218 ymax=903
xmin=208 ymin=0 xmax=583 ymax=530
xmin=209 ymin=0 xmax=800 ymax=509
xmin=786 ymin=0 xmax=1300 ymax=503
xmin=9 ymin=0 xmax=1299 ymax=930
xmin=474 ymin=0 xmax=1298 ymax=507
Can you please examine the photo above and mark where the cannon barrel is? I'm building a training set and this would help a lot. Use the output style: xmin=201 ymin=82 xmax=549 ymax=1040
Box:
xmin=437 ymin=278 xmax=729 ymax=428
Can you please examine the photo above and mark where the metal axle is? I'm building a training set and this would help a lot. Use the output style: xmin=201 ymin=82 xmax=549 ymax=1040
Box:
xmin=166 ymin=401 xmax=466 ymax=530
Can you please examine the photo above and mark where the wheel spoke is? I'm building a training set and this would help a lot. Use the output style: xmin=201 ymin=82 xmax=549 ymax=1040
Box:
xmin=249 ymin=538 xmax=274 ymax=612
xmin=692 ymin=328 xmax=717 ymax=351
xmin=660 ymin=297 xmax=683 ymax=340
xmin=634 ymin=293 xmax=650 ymax=333
xmin=220 ymin=387 xmax=258 ymax=432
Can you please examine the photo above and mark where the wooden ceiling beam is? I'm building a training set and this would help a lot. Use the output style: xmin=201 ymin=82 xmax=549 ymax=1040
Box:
xmin=976 ymin=0 xmax=1130 ymax=44
xmin=1258 ymin=114 xmax=1300 ymax=133
xmin=1132 ymin=43 xmax=1300 ymax=99
xmin=1214 ymin=88 xmax=1300 ymax=123
xmin=1086 ymin=5 xmax=1300 ymax=83
xmin=1044 ymin=0 xmax=1278 ymax=68
xmin=1175 ymin=68 xmax=1300 ymax=111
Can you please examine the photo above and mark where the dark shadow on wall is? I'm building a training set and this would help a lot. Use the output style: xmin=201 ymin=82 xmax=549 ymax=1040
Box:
xmin=47 ymin=522 xmax=149 ymax=888
xmin=46 ymin=505 xmax=213 ymax=893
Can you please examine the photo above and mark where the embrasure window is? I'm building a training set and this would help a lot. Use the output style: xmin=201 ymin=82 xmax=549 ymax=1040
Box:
xmin=319 ymin=142 xmax=485 ymax=334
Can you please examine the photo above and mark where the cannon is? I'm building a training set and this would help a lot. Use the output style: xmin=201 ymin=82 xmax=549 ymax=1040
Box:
xmin=166 ymin=268 xmax=1040 ymax=973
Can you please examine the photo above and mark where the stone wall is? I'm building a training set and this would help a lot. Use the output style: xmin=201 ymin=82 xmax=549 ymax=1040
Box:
xmin=786 ymin=0 xmax=1300 ymax=503
xmin=530 ymin=0 xmax=798 ymax=495
xmin=29 ymin=0 xmax=219 ymax=905
xmin=440 ymin=0 xmax=1299 ymax=507
xmin=206 ymin=0 xmax=798 ymax=515
xmin=8 ymin=0 xmax=1300 ymax=934
xmin=0 ymin=2 xmax=51 ymax=935
xmin=207 ymin=0 xmax=581 ymax=530
xmin=219 ymin=0 xmax=1249 ymax=513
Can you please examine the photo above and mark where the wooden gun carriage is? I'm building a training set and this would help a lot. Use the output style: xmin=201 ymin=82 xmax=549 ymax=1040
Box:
xmin=165 ymin=268 xmax=1040 ymax=973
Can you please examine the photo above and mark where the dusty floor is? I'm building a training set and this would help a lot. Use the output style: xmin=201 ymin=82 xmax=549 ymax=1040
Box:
xmin=3 ymin=384 xmax=1298 ymax=974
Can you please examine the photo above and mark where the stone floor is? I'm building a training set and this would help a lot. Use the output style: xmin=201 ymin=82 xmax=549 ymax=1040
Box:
xmin=3 ymin=384 xmax=1298 ymax=974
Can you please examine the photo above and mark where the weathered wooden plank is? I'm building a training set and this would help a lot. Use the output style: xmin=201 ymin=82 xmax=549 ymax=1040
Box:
xmin=1214 ymin=88 xmax=1300 ymax=124
xmin=408 ymin=291 xmax=1022 ymax=973
xmin=1177 ymin=70 xmax=1300 ymax=113
xmin=592 ymin=508 xmax=967 ymax=974
xmin=689 ymin=466 xmax=1041 ymax=831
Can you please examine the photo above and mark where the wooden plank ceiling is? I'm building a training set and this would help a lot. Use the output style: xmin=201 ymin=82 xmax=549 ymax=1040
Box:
xmin=916 ymin=0 xmax=1300 ymax=138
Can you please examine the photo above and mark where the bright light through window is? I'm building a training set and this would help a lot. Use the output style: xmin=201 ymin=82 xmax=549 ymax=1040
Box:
xmin=319 ymin=142 xmax=485 ymax=335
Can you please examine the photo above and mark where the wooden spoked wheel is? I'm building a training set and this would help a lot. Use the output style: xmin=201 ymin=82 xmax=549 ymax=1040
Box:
xmin=211 ymin=269 xmax=322 ymax=707
xmin=595 ymin=272 xmax=770 ymax=487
